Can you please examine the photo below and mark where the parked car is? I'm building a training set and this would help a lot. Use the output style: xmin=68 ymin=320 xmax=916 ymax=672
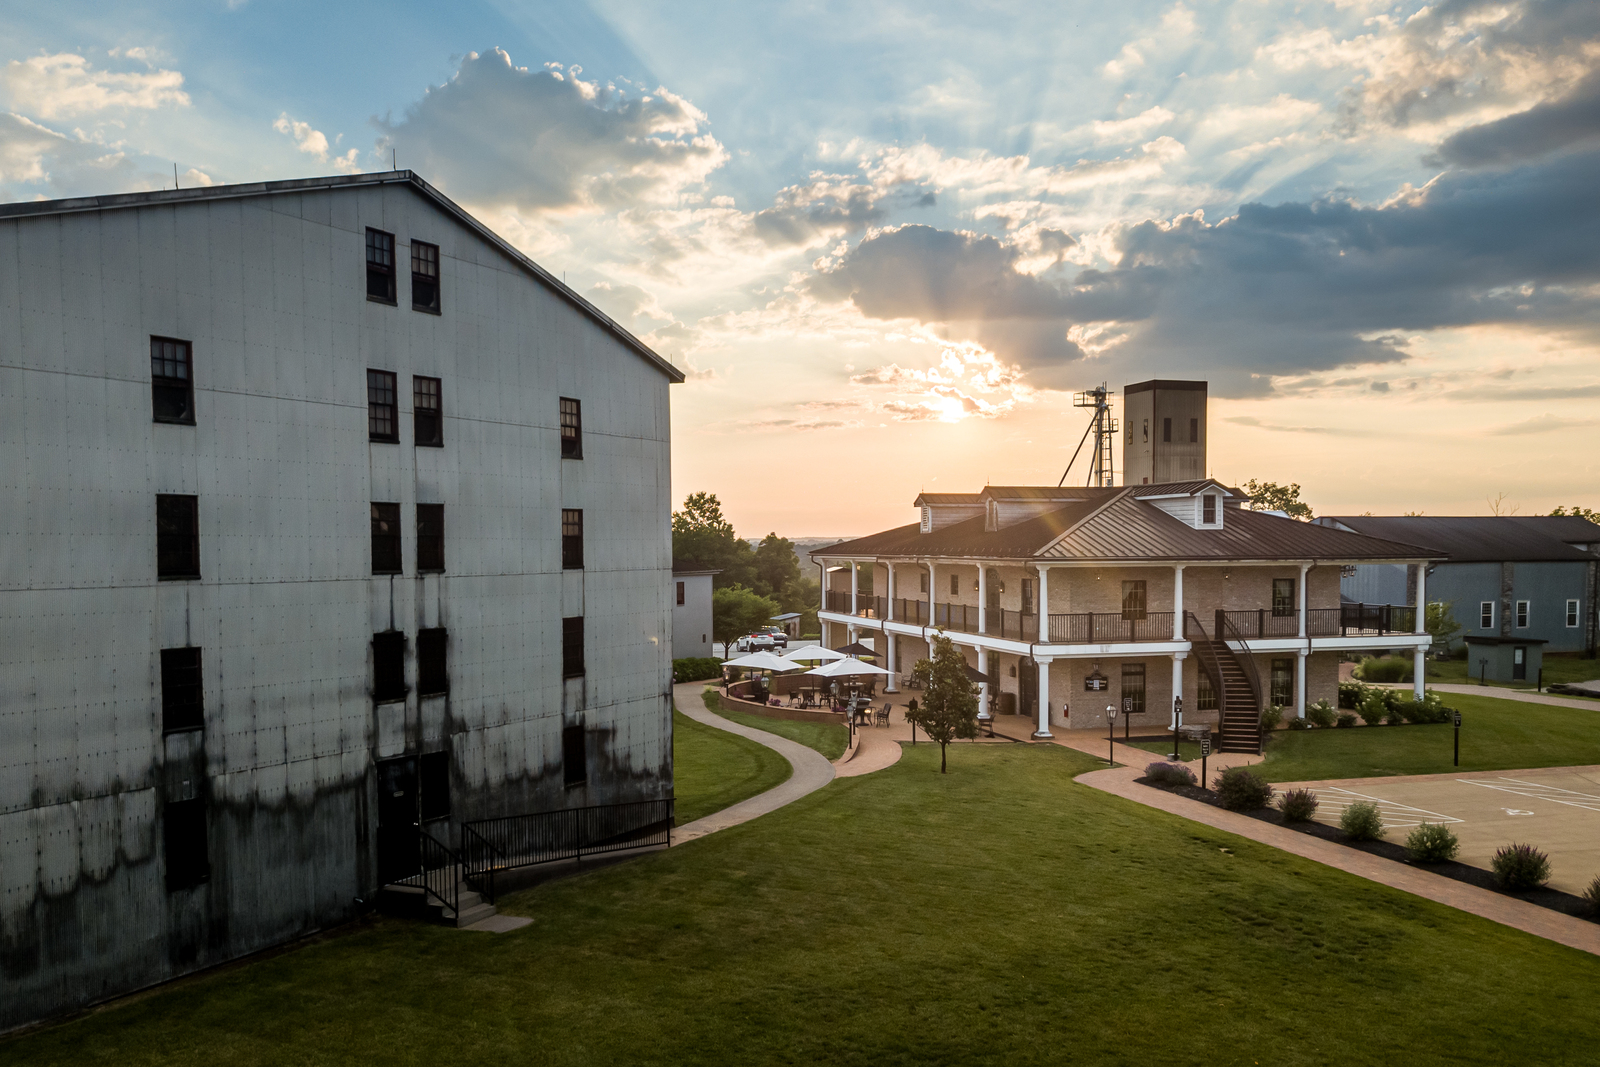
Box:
xmin=761 ymin=626 xmax=789 ymax=648
xmin=736 ymin=632 xmax=776 ymax=652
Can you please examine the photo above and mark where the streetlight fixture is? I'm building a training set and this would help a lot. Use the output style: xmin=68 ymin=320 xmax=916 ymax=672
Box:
xmin=1106 ymin=704 xmax=1117 ymax=765
xmin=1170 ymin=695 xmax=1184 ymax=760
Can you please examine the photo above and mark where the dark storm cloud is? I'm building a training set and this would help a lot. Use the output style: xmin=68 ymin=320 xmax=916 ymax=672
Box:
xmin=1431 ymin=69 xmax=1600 ymax=166
xmin=809 ymin=150 xmax=1600 ymax=396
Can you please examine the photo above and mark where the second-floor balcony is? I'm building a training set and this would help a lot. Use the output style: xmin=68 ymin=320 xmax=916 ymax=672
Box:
xmin=824 ymin=590 xmax=1418 ymax=644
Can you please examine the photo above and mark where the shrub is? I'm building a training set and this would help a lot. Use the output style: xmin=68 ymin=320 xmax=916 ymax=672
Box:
xmin=1340 ymin=800 xmax=1385 ymax=840
xmin=1278 ymin=788 xmax=1319 ymax=822
xmin=1492 ymin=844 xmax=1552 ymax=891
xmin=1385 ymin=704 xmax=1406 ymax=726
xmin=1260 ymin=704 xmax=1285 ymax=734
xmin=1306 ymin=700 xmax=1337 ymax=729
xmin=1583 ymin=875 xmax=1600 ymax=917
xmin=1213 ymin=766 xmax=1275 ymax=811
xmin=1338 ymin=679 xmax=1369 ymax=710
xmin=672 ymin=657 xmax=723 ymax=683
xmin=1288 ymin=717 xmax=1311 ymax=730
xmin=1355 ymin=656 xmax=1412 ymax=683
xmin=1358 ymin=691 xmax=1390 ymax=726
xmin=1145 ymin=761 xmax=1197 ymax=788
xmin=1336 ymin=712 xmax=1358 ymax=728
xmin=1406 ymin=823 xmax=1460 ymax=863
xmin=1394 ymin=698 xmax=1427 ymax=724
xmin=1418 ymin=691 xmax=1456 ymax=723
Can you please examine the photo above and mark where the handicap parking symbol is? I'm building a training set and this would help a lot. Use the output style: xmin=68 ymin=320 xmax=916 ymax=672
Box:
xmin=1502 ymin=808 xmax=1535 ymax=816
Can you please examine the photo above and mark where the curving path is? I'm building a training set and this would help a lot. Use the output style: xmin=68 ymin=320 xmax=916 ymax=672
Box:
xmin=672 ymin=682 xmax=836 ymax=844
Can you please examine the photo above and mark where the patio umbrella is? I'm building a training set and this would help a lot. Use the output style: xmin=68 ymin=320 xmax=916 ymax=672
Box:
xmin=832 ymin=641 xmax=878 ymax=658
xmin=805 ymin=657 xmax=892 ymax=678
xmin=722 ymin=651 xmax=805 ymax=673
xmin=964 ymin=664 xmax=995 ymax=684
xmin=781 ymin=644 xmax=847 ymax=664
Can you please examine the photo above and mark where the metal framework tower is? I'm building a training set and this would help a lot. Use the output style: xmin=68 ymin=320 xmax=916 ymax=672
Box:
xmin=1059 ymin=384 xmax=1119 ymax=487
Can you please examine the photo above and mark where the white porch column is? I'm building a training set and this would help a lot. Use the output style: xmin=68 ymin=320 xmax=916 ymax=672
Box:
xmin=1172 ymin=564 xmax=1185 ymax=638
xmin=1171 ymin=652 xmax=1186 ymax=729
xmin=976 ymin=565 xmax=989 ymax=719
xmin=977 ymin=564 xmax=987 ymax=634
xmin=927 ymin=562 xmax=936 ymax=625
xmin=886 ymin=561 xmax=895 ymax=621
xmin=1297 ymin=649 xmax=1309 ymax=715
xmin=1297 ymin=562 xmax=1310 ymax=639
xmin=1033 ymin=658 xmax=1054 ymax=739
xmin=1413 ymin=563 xmax=1428 ymax=699
xmin=850 ymin=559 xmax=859 ymax=616
xmin=1039 ymin=565 xmax=1051 ymax=642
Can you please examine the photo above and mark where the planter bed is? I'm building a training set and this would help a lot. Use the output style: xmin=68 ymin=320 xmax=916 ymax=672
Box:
xmin=1135 ymin=777 xmax=1598 ymax=922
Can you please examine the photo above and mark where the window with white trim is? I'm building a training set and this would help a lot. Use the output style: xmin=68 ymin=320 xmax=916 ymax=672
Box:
xmin=1480 ymin=601 xmax=1494 ymax=629
xmin=1567 ymin=599 xmax=1580 ymax=627
xmin=1515 ymin=600 xmax=1529 ymax=628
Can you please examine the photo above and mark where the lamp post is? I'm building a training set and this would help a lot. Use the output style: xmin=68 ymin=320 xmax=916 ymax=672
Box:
xmin=1106 ymin=704 xmax=1118 ymax=766
xmin=1170 ymin=695 xmax=1184 ymax=761
xmin=1479 ymin=658 xmax=1488 ymax=687
xmin=1122 ymin=696 xmax=1133 ymax=741
xmin=1453 ymin=710 xmax=1462 ymax=767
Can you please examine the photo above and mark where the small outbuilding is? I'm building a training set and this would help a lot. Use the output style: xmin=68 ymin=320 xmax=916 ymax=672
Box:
xmin=1462 ymin=635 xmax=1547 ymax=685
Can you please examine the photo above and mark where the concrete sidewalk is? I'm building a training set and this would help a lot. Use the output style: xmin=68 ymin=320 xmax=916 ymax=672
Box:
xmin=673 ymin=682 xmax=836 ymax=844
xmin=1409 ymin=682 xmax=1600 ymax=712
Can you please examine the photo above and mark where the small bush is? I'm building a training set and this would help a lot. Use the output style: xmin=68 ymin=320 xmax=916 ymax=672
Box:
xmin=1213 ymin=766 xmax=1275 ymax=811
xmin=1336 ymin=712 xmax=1358 ymax=728
xmin=1406 ymin=822 xmax=1460 ymax=863
xmin=672 ymin=657 xmax=723 ymax=683
xmin=1418 ymin=691 xmax=1456 ymax=723
xmin=1338 ymin=679 xmax=1369 ymax=710
xmin=1260 ymin=704 xmax=1285 ymax=734
xmin=1278 ymin=788 xmax=1319 ymax=822
xmin=1288 ymin=717 xmax=1311 ymax=730
xmin=1385 ymin=704 xmax=1406 ymax=726
xmin=1306 ymin=700 xmax=1337 ymax=728
xmin=1340 ymin=800 xmax=1385 ymax=840
xmin=1492 ymin=843 xmax=1552 ymax=890
xmin=1583 ymin=875 xmax=1600 ymax=917
xmin=1145 ymin=761 xmax=1197 ymax=788
xmin=1355 ymin=656 xmax=1412 ymax=683
xmin=1394 ymin=698 xmax=1427 ymax=724
xmin=1357 ymin=692 xmax=1390 ymax=726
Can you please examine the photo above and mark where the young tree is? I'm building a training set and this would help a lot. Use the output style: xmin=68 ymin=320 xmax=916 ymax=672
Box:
xmin=1425 ymin=601 xmax=1461 ymax=652
xmin=711 ymin=585 xmax=781 ymax=657
xmin=1242 ymin=479 xmax=1314 ymax=520
xmin=903 ymin=634 xmax=979 ymax=773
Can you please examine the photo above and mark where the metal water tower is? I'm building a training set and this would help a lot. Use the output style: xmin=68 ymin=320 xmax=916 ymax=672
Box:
xmin=1059 ymin=383 xmax=1119 ymax=487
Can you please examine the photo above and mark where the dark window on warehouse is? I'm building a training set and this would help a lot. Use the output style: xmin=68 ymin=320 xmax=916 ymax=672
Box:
xmin=413 ymin=376 xmax=442 ymax=447
xmin=676 ymin=581 xmax=685 ymax=605
xmin=1162 ymin=417 xmax=1172 ymax=443
xmin=416 ymin=504 xmax=444 ymax=572
xmin=156 ymin=494 xmax=200 ymax=579
xmin=418 ymin=627 xmax=448 ymax=695
xmin=1120 ymin=662 xmax=1146 ymax=715
xmin=1271 ymin=657 xmax=1294 ymax=707
xmin=150 ymin=337 xmax=194 ymax=424
xmin=164 ymin=797 xmax=210 ymax=892
xmin=562 ymin=616 xmax=585 ymax=678
xmin=1189 ymin=418 xmax=1199 ymax=443
xmin=1273 ymin=578 xmax=1297 ymax=617
xmin=419 ymin=751 xmax=451 ymax=820
xmin=160 ymin=647 xmax=204 ymax=733
xmin=560 ymin=397 xmax=582 ymax=458
xmin=371 ymin=503 xmax=401 ymax=574
xmin=1121 ymin=580 xmax=1147 ymax=621
xmin=366 ymin=228 xmax=396 ymax=303
xmin=563 ymin=724 xmax=587 ymax=787
xmin=368 ymin=370 xmax=398 ymax=442
xmin=562 ymin=509 xmax=584 ymax=569
xmin=372 ymin=631 xmax=406 ymax=702
xmin=411 ymin=241 xmax=440 ymax=313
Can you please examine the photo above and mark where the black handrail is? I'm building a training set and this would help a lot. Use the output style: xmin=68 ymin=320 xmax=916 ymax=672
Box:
xmin=385 ymin=824 xmax=463 ymax=916
xmin=462 ymin=798 xmax=674 ymax=904
xmin=1215 ymin=609 xmax=1264 ymax=755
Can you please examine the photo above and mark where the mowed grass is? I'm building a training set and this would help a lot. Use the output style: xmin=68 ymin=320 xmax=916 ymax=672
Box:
xmin=1427 ymin=652 xmax=1600 ymax=696
xmin=672 ymin=708 xmax=791 ymax=825
xmin=8 ymin=744 xmax=1599 ymax=1066
xmin=1257 ymin=691 xmax=1600 ymax=782
xmin=701 ymin=688 xmax=849 ymax=761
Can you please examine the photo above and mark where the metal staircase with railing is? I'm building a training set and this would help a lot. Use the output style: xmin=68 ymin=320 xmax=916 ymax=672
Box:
xmin=1186 ymin=611 xmax=1262 ymax=754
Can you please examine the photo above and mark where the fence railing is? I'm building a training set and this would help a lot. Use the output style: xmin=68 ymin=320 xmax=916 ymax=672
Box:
xmin=385 ymin=824 xmax=462 ymax=916
xmin=461 ymin=798 xmax=674 ymax=904
xmin=1047 ymin=611 xmax=1174 ymax=643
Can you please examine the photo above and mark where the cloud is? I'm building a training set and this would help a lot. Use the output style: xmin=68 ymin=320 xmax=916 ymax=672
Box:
xmin=1089 ymin=106 xmax=1175 ymax=144
xmin=379 ymin=49 xmax=727 ymax=214
xmin=1223 ymin=416 xmax=1338 ymax=434
xmin=1487 ymin=413 xmax=1600 ymax=435
xmin=1431 ymin=69 xmax=1600 ymax=166
xmin=2 ymin=53 xmax=188 ymax=118
xmin=0 ymin=111 xmax=130 ymax=188
xmin=273 ymin=113 xmax=329 ymax=158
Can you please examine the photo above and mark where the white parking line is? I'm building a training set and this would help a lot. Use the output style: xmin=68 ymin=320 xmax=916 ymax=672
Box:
xmin=1307 ymin=787 xmax=1463 ymax=828
xmin=1459 ymin=778 xmax=1600 ymax=813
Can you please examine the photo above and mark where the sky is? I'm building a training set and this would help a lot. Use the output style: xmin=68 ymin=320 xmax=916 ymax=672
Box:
xmin=3 ymin=0 xmax=1598 ymax=536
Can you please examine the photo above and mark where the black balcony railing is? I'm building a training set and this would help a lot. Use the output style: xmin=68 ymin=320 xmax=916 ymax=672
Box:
xmin=1046 ymin=611 xmax=1174 ymax=643
xmin=462 ymin=798 xmax=673 ymax=904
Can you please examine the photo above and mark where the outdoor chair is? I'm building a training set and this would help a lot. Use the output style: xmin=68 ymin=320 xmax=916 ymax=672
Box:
xmin=875 ymin=704 xmax=890 ymax=727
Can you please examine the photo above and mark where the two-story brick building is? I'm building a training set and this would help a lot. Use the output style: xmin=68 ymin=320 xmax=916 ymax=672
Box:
xmin=812 ymin=381 xmax=1438 ymax=751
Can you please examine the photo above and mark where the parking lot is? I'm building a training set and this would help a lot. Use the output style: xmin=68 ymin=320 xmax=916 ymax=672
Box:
xmin=1285 ymin=765 xmax=1600 ymax=896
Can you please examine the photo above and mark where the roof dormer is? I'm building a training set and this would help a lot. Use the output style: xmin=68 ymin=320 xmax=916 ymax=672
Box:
xmin=913 ymin=492 xmax=986 ymax=532
xmin=1133 ymin=480 xmax=1231 ymax=530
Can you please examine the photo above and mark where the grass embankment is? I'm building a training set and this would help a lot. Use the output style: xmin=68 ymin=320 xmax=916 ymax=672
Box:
xmin=1256 ymin=691 xmax=1600 ymax=782
xmin=702 ymin=688 xmax=849 ymax=761
xmin=672 ymin=708 xmax=791 ymax=826
xmin=1122 ymin=736 xmax=1207 ymax=762
xmin=1426 ymin=651 xmax=1599 ymax=695
xmin=10 ymin=743 xmax=1599 ymax=1065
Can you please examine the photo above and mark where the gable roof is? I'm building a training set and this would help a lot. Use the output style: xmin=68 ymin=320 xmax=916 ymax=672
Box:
xmin=1319 ymin=516 xmax=1595 ymax=563
xmin=814 ymin=489 xmax=1438 ymax=563
xmin=0 ymin=170 xmax=684 ymax=384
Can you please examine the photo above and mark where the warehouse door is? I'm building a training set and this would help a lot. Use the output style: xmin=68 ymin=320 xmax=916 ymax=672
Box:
xmin=376 ymin=756 xmax=420 ymax=885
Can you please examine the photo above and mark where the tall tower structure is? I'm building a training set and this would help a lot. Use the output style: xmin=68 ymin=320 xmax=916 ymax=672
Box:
xmin=1122 ymin=379 xmax=1207 ymax=485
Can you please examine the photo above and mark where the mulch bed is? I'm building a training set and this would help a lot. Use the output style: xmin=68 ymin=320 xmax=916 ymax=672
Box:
xmin=1135 ymin=777 xmax=1598 ymax=922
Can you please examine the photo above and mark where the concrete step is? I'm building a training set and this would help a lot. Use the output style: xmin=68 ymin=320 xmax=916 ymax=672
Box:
xmin=451 ymin=901 xmax=498 ymax=928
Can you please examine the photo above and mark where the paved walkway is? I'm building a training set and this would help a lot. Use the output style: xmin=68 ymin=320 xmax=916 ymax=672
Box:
xmin=672 ymin=682 xmax=836 ymax=844
xmin=1076 ymin=763 xmax=1600 ymax=957
xmin=1406 ymin=682 xmax=1600 ymax=712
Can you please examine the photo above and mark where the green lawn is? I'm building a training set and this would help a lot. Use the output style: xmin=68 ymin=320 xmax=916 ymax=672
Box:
xmin=702 ymin=688 xmax=849 ymax=761
xmin=1123 ymin=736 xmax=1208 ymax=763
xmin=1426 ymin=652 xmax=1600 ymax=696
xmin=672 ymin=708 xmax=792 ymax=825
xmin=8 ymin=743 xmax=1598 ymax=1065
xmin=1256 ymin=691 xmax=1600 ymax=782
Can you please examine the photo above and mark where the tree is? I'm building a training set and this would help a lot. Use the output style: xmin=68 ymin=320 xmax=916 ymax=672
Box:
xmin=1426 ymin=601 xmax=1461 ymax=652
xmin=903 ymin=634 xmax=979 ymax=773
xmin=1242 ymin=480 xmax=1313 ymax=520
xmin=711 ymin=585 xmax=780 ymax=657
xmin=752 ymin=532 xmax=801 ymax=599
xmin=1552 ymin=505 xmax=1600 ymax=523
xmin=672 ymin=492 xmax=756 ymax=588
